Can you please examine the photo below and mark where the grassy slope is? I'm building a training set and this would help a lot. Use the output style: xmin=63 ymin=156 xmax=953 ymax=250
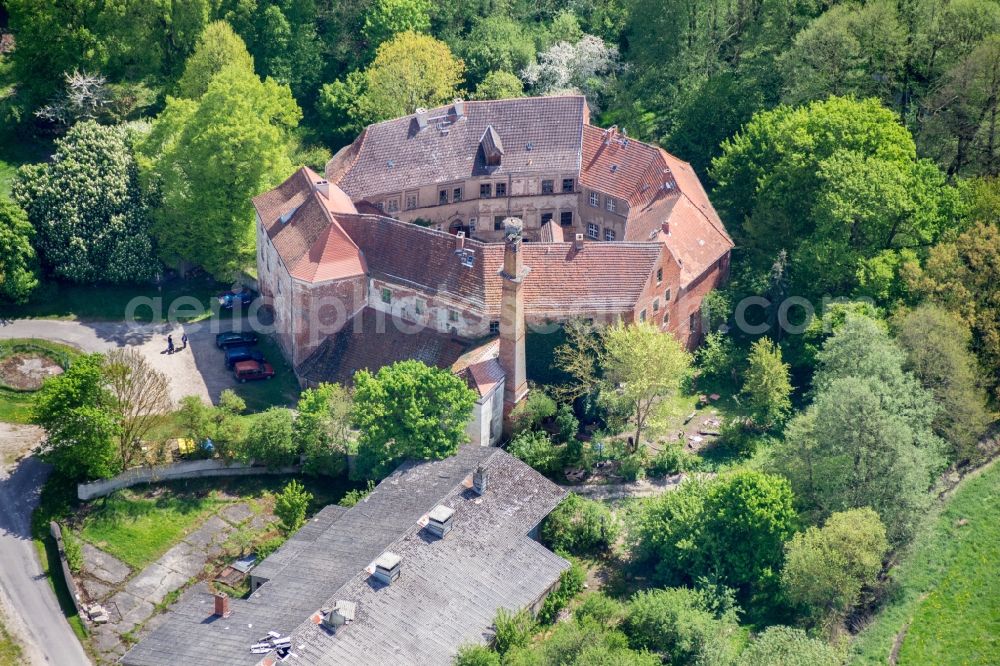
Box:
xmin=850 ymin=459 xmax=1000 ymax=665
xmin=0 ymin=615 xmax=23 ymax=663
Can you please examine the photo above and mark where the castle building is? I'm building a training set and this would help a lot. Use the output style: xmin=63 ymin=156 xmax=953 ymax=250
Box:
xmin=252 ymin=96 xmax=734 ymax=443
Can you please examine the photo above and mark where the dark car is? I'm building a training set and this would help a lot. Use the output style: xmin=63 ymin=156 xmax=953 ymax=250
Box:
xmin=217 ymin=287 xmax=258 ymax=310
xmin=215 ymin=331 xmax=258 ymax=349
xmin=224 ymin=346 xmax=265 ymax=369
xmin=233 ymin=359 xmax=275 ymax=382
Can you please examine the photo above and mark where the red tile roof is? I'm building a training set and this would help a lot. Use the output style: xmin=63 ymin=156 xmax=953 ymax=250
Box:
xmin=252 ymin=167 xmax=366 ymax=284
xmin=580 ymin=125 xmax=677 ymax=209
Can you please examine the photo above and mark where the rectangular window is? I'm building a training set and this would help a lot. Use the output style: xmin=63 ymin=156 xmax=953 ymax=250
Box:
xmin=664 ymin=288 xmax=671 ymax=301
xmin=690 ymin=311 xmax=698 ymax=332
xmin=604 ymin=228 xmax=616 ymax=241
xmin=562 ymin=178 xmax=575 ymax=193
xmin=415 ymin=299 xmax=425 ymax=315
xmin=656 ymin=268 xmax=663 ymax=284
xmin=664 ymin=312 xmax=670 ymax=325
xmin=541 ymin=179 xmax=554 ymax=194
xmin=495 ymin=182 xmax=507 ymax=197
xmin=453 ymin=187 xmax=463 ymax=202
xmin=387 ymin=199 xmax=399 ymax=213
xmin=406 ymin=194 xmax=418 ymax=210
xmin=448 ymin=309 xmax=459 ymax=323
xmin=468 ymin=218 xmax=476 ymax=233
xmin=589 ymin=191 xmax=599 ymax=207
xmin=489 ymin=320 xmax=500 ymax=334
xmin=494 ymin=215 xmax=505 ymax=231
xmin=381 ymin=288 xmax=392 ymax=304
xmin=375 ymin=201 xmax=384 ymax=212
xmin=639 ymin=309 xmax=647 ymax=322
xmin=560 ymin=211 xmax=573 ymax=226
xmin=541 ymin=212 xmax=554 ymax=226
xmin=480 ymin=183 xmax=492 ymax=198
xmin=606 ymin=196 xmax=616 ymax=212
xmin=587 ymin=223 xmax=599 ymax=239
xmin=652 ymin=298 xmax=660 ymax=313
xmin=439 ymin=190 xmax=448 ymax=205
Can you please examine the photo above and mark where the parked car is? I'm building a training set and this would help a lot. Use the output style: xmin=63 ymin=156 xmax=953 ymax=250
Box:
xmin=224 ymin=346 xmax=265 ymax=369
xmin=218 ymin=286 xmax=258 ymax=309
xmin=233 ymin=359 xmax=275 ymax=383
xmin=216 ymin=331 xmax=258 ymax=349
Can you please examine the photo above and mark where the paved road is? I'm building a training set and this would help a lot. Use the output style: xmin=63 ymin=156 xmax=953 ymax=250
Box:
xmin=0 ymin=318 xmax=243 ymax=405
xmin=0 ymin=454 xmax=91 ymax=665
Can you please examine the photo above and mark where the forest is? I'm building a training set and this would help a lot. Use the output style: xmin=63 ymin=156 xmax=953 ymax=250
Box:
xmin=0 ymin=1 xmax=998 ymax=665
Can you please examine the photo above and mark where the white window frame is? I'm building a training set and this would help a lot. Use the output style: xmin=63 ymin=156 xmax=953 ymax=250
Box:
xmin=604 ymin=228 xmax=615 ymax=241
xmin=606 ymin=196 xmax=616 ymax=212
xmin=587 ymin=223 xmax=599 ymax=239
xmin=589 ymin=191 xmax=599 ymax=207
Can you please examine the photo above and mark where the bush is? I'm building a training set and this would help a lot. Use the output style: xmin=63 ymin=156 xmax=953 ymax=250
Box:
xmin=538 ymin=560 xmax=586 ymax=624
xmin=648 ymin=445 xmax=699 ymax=477
xmin=255 ymin=535 xmax=286 ymax=559
xmin=736 ymin=626 xmax=844 ymax=666
xmin=509 ymin=389 xmax=557 ymax=433
xmin=62 ymin=528 xmax=83 ymax=573
xmin=241 ymin=408 xmax=297 ymax=469
xmin=626 ymin=588 xmax=745 ymax=665
xmin=616 ymin=450 xmax=647 ymax=482
xmin=718 ymin=418 xmax=774 ymax=456
xmin=454 ymin=644 xmax=500 ymax=666
xmin=508 ymin=430 xmax=561 ymax=474
xmin=541 ymin=494 xmax=619 ymax=555
xmin=554 ymin=403 xmax=580 ymax=444
xmin=338 ymin=480 xmax=375 ymax=508
xmin=274 ymin=480 xmax=313 ymax=535
xmin=493 ymin=608 xmax=536 ymax=655
xmin=574 ymin=592 xmax=626 ymax=627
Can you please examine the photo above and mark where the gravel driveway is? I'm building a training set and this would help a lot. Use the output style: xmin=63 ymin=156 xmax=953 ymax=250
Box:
xmin=0 ymin=319 xmax=250 ymax=405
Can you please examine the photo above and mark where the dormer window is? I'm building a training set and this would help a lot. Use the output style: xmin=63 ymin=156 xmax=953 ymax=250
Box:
xmin=480 ymin=125 xmax=504 ymax=167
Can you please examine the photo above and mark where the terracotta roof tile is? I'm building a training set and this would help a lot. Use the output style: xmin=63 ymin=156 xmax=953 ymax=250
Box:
xmin=580 ymin=125 xmax=677 ymax=209
xmin=330 ymin=96 xmax=587 ymax=199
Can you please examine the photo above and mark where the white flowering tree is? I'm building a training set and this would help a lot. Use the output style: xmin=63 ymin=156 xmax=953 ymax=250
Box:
xmin=521 ymin=35 xmax=621 ymax=111
xmin=13 ymin=121 xmax=158 ymax=283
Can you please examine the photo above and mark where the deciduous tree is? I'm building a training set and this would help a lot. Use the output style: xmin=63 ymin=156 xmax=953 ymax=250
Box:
xmin=352 ymin=360 xmax=476 ymax=478
xmin=736 ymin=626 xmax=844 ymax=666
xmin=741 ymin=338 xmax=792 ymax=429
xmin=274 ymin=479 xmax=312 ymax=534
xmin=362 ymin=0 xmax=432 ymax=56
xmin=471 ymin=71 xmax=526 ymax=100
xmin=0 ymin=198 xmax=39 ymax=304
xmin=103 ymin=347 xmax=171 ymax=472
xmin=295 ymin=382 xmax=354 ymax=476
xmin=176 ymin=21 xmax=255 ymax=99
xmin=241 ymin=407 xmax=297 ymax=469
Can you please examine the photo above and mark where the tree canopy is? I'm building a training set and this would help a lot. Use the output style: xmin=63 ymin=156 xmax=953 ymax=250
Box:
xmin=0 ymin=198 xmax=39 ymax=303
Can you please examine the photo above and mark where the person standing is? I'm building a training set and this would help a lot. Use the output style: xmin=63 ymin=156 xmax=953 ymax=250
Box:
xmin=167 ymin=334 xmax=174 ymax=354
xmin=181 ymin=333 xmax=188 ymax=350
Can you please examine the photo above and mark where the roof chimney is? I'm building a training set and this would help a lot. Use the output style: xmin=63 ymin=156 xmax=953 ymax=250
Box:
xmin=454 ymin=98 xmax=465 ymax=118
xmin=473 ymin=466 xmax=487 ymax=495
xmin=661 ymin=222 xmax=670 ymax=236
xmin=455 ymin=230 xmax=465 ymax=252
xmin=415 ymin=107 xmax=428 ymax=130
xmin=426 ymin=505 xmax=455 ymax=538
xmin=315 ymin=179 xmax=330 ymax=199
xmin=500 ymin=218 xmax=529 ymax=432
xmin=213 ymin=591 xmax=231 ymax=618
xmin=574 ymin=233 xmax=585 ymax=250
xmin=372 ymin=552 xmax=401 ymax=585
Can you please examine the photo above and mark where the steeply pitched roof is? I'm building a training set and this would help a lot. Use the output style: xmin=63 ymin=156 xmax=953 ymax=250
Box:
xmin=122 ymin=449 xmax=567 ymax=666
xmin=252 ymin=167 xmax=366 ymax=284
xmin=330 ymin=96 xmax=587 ymax=199
xmin=580 ymin=124 xmax=678 ymax=209
xmin=268 ymin=449 xmax=568 ymax=666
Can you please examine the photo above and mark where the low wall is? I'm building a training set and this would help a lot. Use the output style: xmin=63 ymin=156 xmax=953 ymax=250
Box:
xmin=77 ymin=459 xmax=301 ymax=501
xmin=49 ymin=521 xmax=87 ymax=626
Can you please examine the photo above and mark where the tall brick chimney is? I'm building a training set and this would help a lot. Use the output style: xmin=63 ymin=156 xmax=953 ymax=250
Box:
xmin=499 ymin=218 xmax=529 ymax=429
xmin=213 ymin=591 xmax=231 ymax=618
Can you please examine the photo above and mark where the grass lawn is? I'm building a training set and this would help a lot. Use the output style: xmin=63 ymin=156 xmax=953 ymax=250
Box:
xmin=0 ymin=615 xmax=23 ymax=663
xmin=0 ymin=338 xmax=81 ymax=424
xmin=76 ymin=474 xmax=358 ymax=570
xmin=850 ymin=459 xmax=1000 ymax=665
xmin=3 ymin=276 xmax=233 ymax=322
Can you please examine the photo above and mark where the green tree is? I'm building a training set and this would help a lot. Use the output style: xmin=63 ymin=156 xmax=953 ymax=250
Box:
xmin=32 ymin=354 xmax=117 ymax=480
xmin=907 ymin=220 xmax=1000 ymax=399
xmin=471 ymin=71 xmax=525 ymax=100
xmin=625 ymin=587 xmax=745 ymax=665
xmin=362 ymin=0 xmax=432 ymax=55
xmin=493 ymin=608 xmax=536 ymax=656
xmin=541 ymin=493 xmax=619 ymax=555
xmin=736 ymin=626 xmax=844 ymax=666
xmin=892 ymin=304 xmax=991 ymax=464
xmin=274 ymin=479 xmax=312 ymax=534
xmin=508 ymin=429 xmax=561 ymax=475
xmin=741 ymin=338 xmax=792 ymax=429
xmin=782 ymin=508 xmax=889 ymax=629
xmin=711 ymin=96 xmax=958 ymax=298
xmin=460 ymin=16 xmax=536 ymax=83
xmin=599 ymin=321 xmax=691 ymax=449
xmin=241 ymin=407 xmax=297 ymax=469
xmin=504 ymin=615 xmax=660 ymax=666
xmin=103 ymin=347 xmax=171 ymax=472
xmin=0 ymin=198 xmax=39 ymax=303
xmin=145 ymin=64 xmax=301 ymax=277
xmin=453 ymin=644 xmax=500 ymax=666
xmin=295 ymin=383 xmax=354 ymax=476
xmin=319 ymin=32 xmax=464 ymax=142
xmin=632 ymin=471 xmax=797 ymax=608
xmin=177 ymin=21 xmax=255 ymax=99
xmin=13 ymin=121 xmax=157 ymax=283
xmin=352 ymin=360 xmax=476 ymax=478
